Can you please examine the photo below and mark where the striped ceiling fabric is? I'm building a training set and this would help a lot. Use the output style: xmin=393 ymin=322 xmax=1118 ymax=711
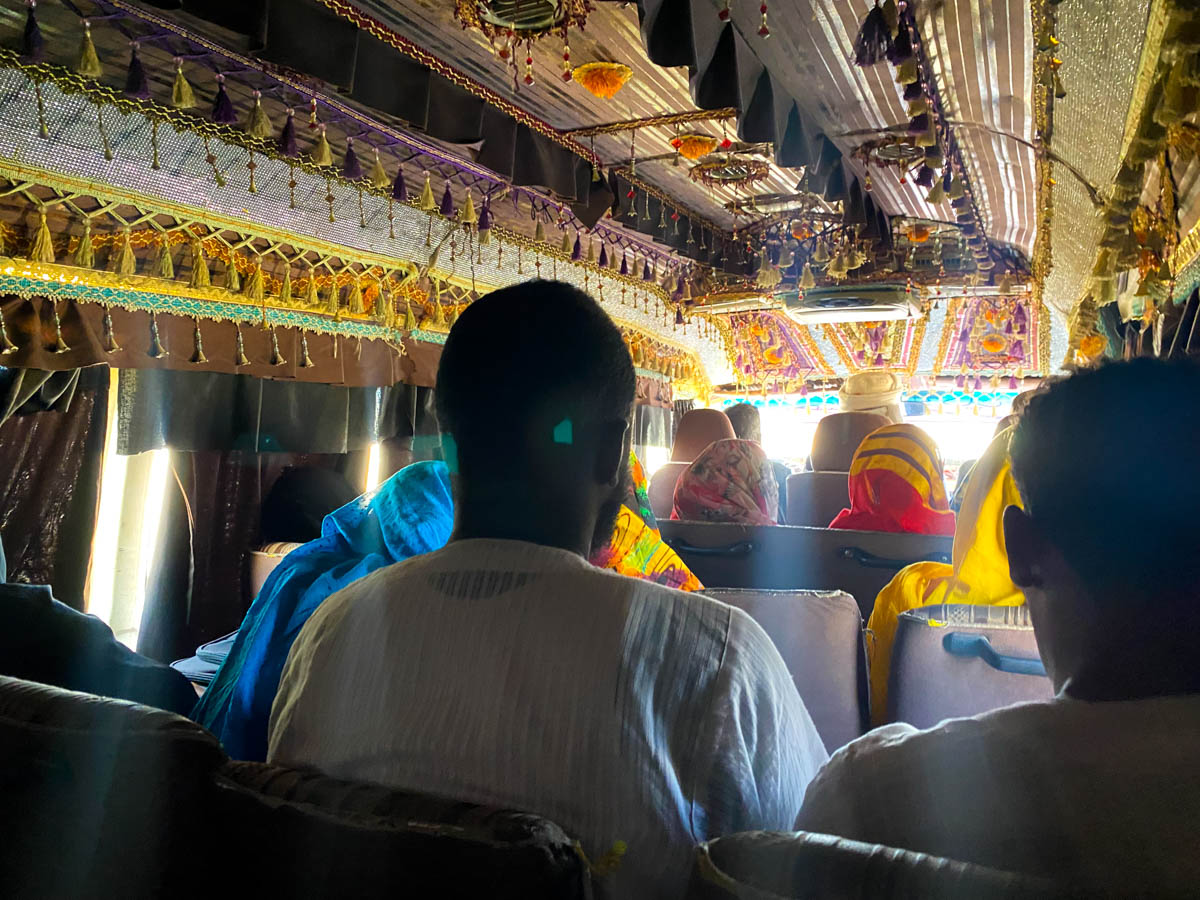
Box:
xmin=1040 ymin=0 xmax=1151 ymax=316
xmin=352 ymin=0 xmax=801 ymax=232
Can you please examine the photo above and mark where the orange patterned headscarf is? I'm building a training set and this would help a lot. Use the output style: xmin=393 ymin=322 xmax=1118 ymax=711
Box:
xmin=829 ymin=423 xmax=956 ymax=536
xmin=671 ymin=439 xmax=780 ymax=526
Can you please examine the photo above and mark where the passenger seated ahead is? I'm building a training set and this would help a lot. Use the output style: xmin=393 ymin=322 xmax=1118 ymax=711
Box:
xmin=269 ymin=281 xmax=826 ymax=898
xmin=671 ymin=438 xmax=780 ymax=525
xmin=796 ymin=359 xmax=1200 ymax=893
xmin=827 ymin=423 xmax=955 ymax=536
xmin=723 ymin=402 xmax=791 ymax=522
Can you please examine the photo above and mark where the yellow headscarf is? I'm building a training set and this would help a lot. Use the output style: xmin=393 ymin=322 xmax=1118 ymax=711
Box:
xmin=865 ymin=428 xmax=1025 ymax=723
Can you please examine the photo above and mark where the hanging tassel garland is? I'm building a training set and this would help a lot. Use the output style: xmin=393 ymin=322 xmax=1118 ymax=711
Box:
xmin=370 ymin=149 xmax=389 ymax=189
xmin=73 ymin=220 xmax=95 ymax=268
xmin=147 ymin=314 xmax=167 ymax=359
xmin=76 ymin=21 xmax=102 ymax=78
xmin=156 ymin=235 xmax=174 ymax=278
xmin=299 ymin=332 xmax=313 ymax=367
xmin=439 ymin=181 xmax=455 ymax=218
xmin=304 ymin=269 xmax=320 ymax=308
xmin=270 ymin=329 xmax=287 ymax=366
xmin=225 ymin=256 xmax=241 ymax=292
xmin=882 ymin=0 xmax=900 ymax=37
xmin=212 ymin=74 xmax=237 ymax=124
xmin=311 ymin=126 xmax=332 ymax=166
xmin=897 ymin=58 xmax=919 ymax=85
xmin=392 ymin=167 xmax=407 ymax=202
xmin=599 ymin=244 xmax=608 ymax=268
xmin=478 ymin=199 xmax=493 ymax=244
xmin=534 ymin=220 xmax=546 ymax=243
xmin=245 ymin=91 xmax=272 ymax=140
xmin=29 ymin=210 xmax=55 ymax=263
xmin=348 ymin=277 xmax=363 ymax=314
xmin=277 ymin=109 xmax=298 ymax=157
xmin=403 ymin=298 xmax=416 ymax=332
xmin=561 ymin=231 xmax=572 ymax=254
xmin=124 ymin=44 xmax=151 ymax=100
xmin=887 ymin=14 xmax=913 ymax=64
xmin=418 ymin=173 xmax=436 ymax=211
xmin=170 ymin=59 xmax=195 ymax=109
xmin=102 ymin=307 xmax=120 ymax=353
xmin=587 ymin=240 xmax=596 ymax=264
xmin=343 ymin=138 xmax=363 ymax=180
xmin=244 ymin=259 xmax=265 ymax=301
xmin=277 ymin=266 xmax=292 ymax=304
xmin=853 ymin=3 xmax=893 ymax=67
xmin=23 ymin=2 xmax=44 ymax=61
xmin=800 ymin=262 xmax=816 ymax=290
xmin=460 ymin=191 xmax=478 ymax=227
xmin=926 ymin=177 xmax=946 ymax=204
xmin=234 ymin=326 xmax=249 ymax=366
xmin=114 ymin=229 xmax=136 ymax=275
xmin=189 ymin=237 xmax=210 ymax=288
xmin=620 ymin=254 xmax=628 ymax=276
xmin=326 ymin=279 xmax=340 ymax=315
xmin=190 ymin=320 xmax=208 ymax=364
xmin=572 ymin=235 xmax=583 ymax=261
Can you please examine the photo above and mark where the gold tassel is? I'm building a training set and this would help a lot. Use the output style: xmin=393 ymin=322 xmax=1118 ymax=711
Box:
xmin=799 ymin=262 xmax=816 ymax=290
xmin=587 ymin=240 xmax=597 ymax=264
xmin=234 ymin=325 xmax=250 ymax=366
xmin=73 ymin=220 xmax=95 ymax=268
xmin=0 ymin=307 xmax=15 ymax=355
xmin=156 ymin=235 xmax=174 ymax=279
xmin=305 ymin=269 xmax=321 ymax=308
xmin=326 ymin=278 xmax=340 ymax=315
xmin=245 ymin=91 xmax=272 ymax=139
xmin=244 ymin=259 xmax=265 ymax=301
xmin=76 ymin=21 xmax=103 ymax=78
xmin=460 ymin=192 xmax=478 ymax=227
xmin=299 ymin=332 xmax=313 ymax=368
xmin=561 ymin=231 xmax=572 ymax=254
xmin=926 ymin=178 xmax=946 ymax=204
xmin=432 ymin=279 xmax=445 ymax=325
xmin=102 ymin=307 xmax=120 ymax=353
xmin=370 ymin=149 xmax=389 ymax=189
xmin=347 ymin=277 xmax=364 ymax=314
xmin=51 ymin=304 xmax=71 ymax=354
xmin=915 ymin=126 xmax=937 ymax=148
xmin=189 ymin=237 xmax=210 ymax=288
xmin=897 ymin=58 xmax=919 ymax=84
xmin=948 ymin=175 xmax=965 ymax=199
xmin=190 ymin=319 xmax=208 ymax=364
xmin=534 ymin=220 xmax=546 ymax=243
xmin=311 ymin=126 xmax=332 ymax=167
xmin=29 ymin=210 xmax=55 ymax=264
xmin=270 ymin=328 xmax=287 ymax=366
xmin=446 ymin=301 xmax=458 ymax=328
xmin=278 ymin=267 xmax=292 ymax=304
xmin=906 ymin=97 xmax=927 ymax=116
xmin=147 ymin=313 xmax=168 ymax=359
xmin=226 ymin=255 xmax=242 ymax=292
xmin=171 ymin=60 xmax=195 ymax=109
xmin=403 ymin=297 xmax=416 ymax=332
xmin=418 ymin=172 xmax=436 ymax=211
xmin=114 ymin=229 xmax=136 ymax=276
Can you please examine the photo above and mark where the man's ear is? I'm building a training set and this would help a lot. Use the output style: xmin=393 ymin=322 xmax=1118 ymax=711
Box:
xmin=593 ymin=419 xmax=630 ymax=487
xmin=1003 ymin=504 xmax=1042 ymax=590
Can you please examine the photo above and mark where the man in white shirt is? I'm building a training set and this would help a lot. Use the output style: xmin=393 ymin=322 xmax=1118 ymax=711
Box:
xmin=269 ymin=280 xmax=827 ymax=898
xmin=796 ymin=358 xmax=1200 ymax=893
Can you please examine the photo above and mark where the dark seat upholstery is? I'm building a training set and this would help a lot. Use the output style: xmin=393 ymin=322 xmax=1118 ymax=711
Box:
xmin=691 ymin=830 xmax=1066 ymax=898
xmin=217 ymin=762 xmax=589 ymax=899
xmin=660 ymin=521 xmax=953 ymax=619
xmin=0 ymin=676 xmax=589 ymax=899
xmin=887 ymin=604 xmax=1053 ymax=729
xmin=703 ymin=589 xmax=867 ymax=752
xmin=648 ymin=460 xmax=690 ymax=520
xmin=0 ymin=675 xmax=226 ymax=900
xmin=809 ymin=412 xmax=893 ymax=472
xmin=785 ymin=471 xmax=849 ymax=527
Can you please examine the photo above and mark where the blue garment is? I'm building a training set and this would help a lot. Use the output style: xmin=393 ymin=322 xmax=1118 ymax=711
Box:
xmin=193 ymin=461 xmax=454 ymax=760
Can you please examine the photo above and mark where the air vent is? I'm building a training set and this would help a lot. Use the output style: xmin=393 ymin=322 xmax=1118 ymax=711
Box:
xmin=782 ymin=284 xmax=919 ymax=324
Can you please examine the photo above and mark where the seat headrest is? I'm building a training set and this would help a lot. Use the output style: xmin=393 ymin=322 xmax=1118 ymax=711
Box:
xmin=810 ymin=412 xmax=894 ymax=471
xmin=671 ymin=409 xmax=736 ymax=462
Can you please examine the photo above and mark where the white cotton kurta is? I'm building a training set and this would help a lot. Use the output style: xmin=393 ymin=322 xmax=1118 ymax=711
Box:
xmin=269 ymin=538 xmax=827 ymax=899
xmin=795 ymin=693 xmax=1200 ymax=893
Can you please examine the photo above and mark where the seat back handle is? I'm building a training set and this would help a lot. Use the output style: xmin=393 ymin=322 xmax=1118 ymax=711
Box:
xmin=941 ymin=632 xmax=1047 ymax=677
xmin=671 ymin=540 xmax=757 ymax=557
xmin=839 ymin=545 xmax=952 ymax=570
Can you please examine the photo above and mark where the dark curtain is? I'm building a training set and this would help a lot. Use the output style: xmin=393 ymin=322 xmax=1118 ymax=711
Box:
xmin=0 ymin=366 xmax=109 ymax=610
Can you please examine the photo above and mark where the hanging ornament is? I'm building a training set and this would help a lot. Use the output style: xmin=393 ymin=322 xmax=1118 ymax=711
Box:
xmin=270 ymin=328 xmax=287 ymax=366
xmin=561 ymin=35 xmax=573 ymax=83
xmin=853 ymin=1 xmax=894 ymax=67
xmin=212 ymin=73 xmax=237 ymax=124
xmin=147 ymin=313 xmax=168 ymax=359
xmin=478 ymin=197 xmax=493 ymax=244
xmin=392 ymin=166 xmax=408 ymax=202
xmin=190 ymin=319 xmax=209 ymax=364
xmin=114 ymin=228 xmax=136 ymax=276
xmin=22 ymin=1 xmax=44 ymax=62
xmin=439 ymin=180 xmax=456 ymax=218
xmin=155 ymin=234 xmax=174 ymax=279
xmin=758 ymin=1 xmax=770 ymax=37
xmin=460 ymin=191 xmax=478 ymax=228
xmin=189 ymin=237 xmax=210 ymax=288
xmin=29 ymin=208 xmax=55 ymax=264
xmin=102 ymin=307 xmax=120 ymax=353
xmin=245 ymin=90 xmax=272 ymax=139
xmin=343 ymin=138 xmax=363 ymax=180
xmin=311 ymin=125 xmax=333 ymax=167
xmin=234 ymin=324 xmax=250 ymax=366
xmin=276 ymin=108 xmax=298 ymax=157
xmin=418 ymin=172 xmax=436 ymax=211
xmin=278 ymin=266 xmax=292 ymax=305
xmin=524 ymin=48 xmax=535 ymax=86
xmin=571 ymin=62 xmax=634 ymax=99
xmin=299 ymin=332 xmax=314 ymax=368
xmin=572 ymin=234 xmax=583 ymax=261
xmin=76 ymin=20 xmax=102 ymax=79
xmin=799 ymin=262 xmax=816 ymax=290
xmin=534 ymin=219 xmax=546 ymax=244
xmin=124 ymin=43 xmax=151 ymax=100
xmin=369 ymin=148 xmax=389 ymax=189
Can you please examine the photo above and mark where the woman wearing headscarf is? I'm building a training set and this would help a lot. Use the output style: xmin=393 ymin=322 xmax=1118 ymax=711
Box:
xmin=196 ymin=455 xmax=700 ymax=759
xmin=828 ymin=423 xmax=956 ymax=536
xmin=671 ymin=439 xmax=780 ymax=526
xmin=865 ymin=428 xmax=1025 ymax=723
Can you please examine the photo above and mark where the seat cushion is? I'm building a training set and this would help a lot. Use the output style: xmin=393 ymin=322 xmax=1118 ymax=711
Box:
xmin=217 ymin=761 xmax=589 ymax=899
xmin=648 ymin=461 xmax=689 ymax=520
xmin=785 ymin=471 xmax=849 ymax=527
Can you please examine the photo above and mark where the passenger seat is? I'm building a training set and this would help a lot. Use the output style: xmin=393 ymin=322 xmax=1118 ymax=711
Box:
xmin=887 ymin=604 xmax=1053 ymax=728
xmin=785 ymin=412 xmax=891 ymax=526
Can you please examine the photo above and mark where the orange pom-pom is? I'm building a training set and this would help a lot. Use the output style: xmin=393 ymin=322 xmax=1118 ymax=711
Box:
xmin=572 ymin=62 xmax=633 ymax=99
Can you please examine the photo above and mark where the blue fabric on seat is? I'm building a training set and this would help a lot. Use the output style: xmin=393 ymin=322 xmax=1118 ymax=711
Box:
xmin=193 ymin=461 xmax=454 ymax=761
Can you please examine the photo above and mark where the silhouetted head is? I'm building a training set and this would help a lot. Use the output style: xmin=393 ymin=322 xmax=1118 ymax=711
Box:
xmin=724 ymin=403 xmax=763 ymax=444
xmin=436 ymin=281 xmax=635 ymax=555
xmin=261 ymin=467 xmax=358 ymax=544
xmin=1005 ymin=358 xmax=1200 ymax=698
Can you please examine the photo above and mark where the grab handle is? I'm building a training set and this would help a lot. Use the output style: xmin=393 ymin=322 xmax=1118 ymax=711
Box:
xmin=942 ymin=633 xmax=1047 ymax=677
xmin=839 ymin=546 xmax=952 ymax=570
xmin=672 ymin=540 xmax=757 ymax=557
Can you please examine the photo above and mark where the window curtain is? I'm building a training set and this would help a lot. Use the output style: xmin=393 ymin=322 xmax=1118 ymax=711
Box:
xmin=0 ymin=366 xmax=109 ymax=610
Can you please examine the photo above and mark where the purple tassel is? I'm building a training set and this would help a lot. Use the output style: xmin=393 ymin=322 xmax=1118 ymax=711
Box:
xmin=478 ymin=199 xmax=492 ymax=231
xmin=875 ymin=354 xmax=885 ymax=366
xmin=972 ymin=376 xmax=983 ymax=392
xmin=599 ymin=244 xmax=608 ymax=268
xmin=853 ymin=5 xmax=893 ymax=67
xmin=440 ymin=182 xmax=455 ymax=217
xmin=903 ymin=81 xmax=923 ymax=101
xmin=856 ymin=349 xmax=867 ymax=363
xmin=277 ymin=109 xmax=298 ymax=157
xmin=642 ymin=260 xmax=652 ymax=281
xmin=1013 ymin=304 xmax=1028 ymax=329
xmin=620 ymin=255 xmax=629 ymax=276
xmin=914 ymin=165 xmax=935 ymax=188
xmin=800 ymin=383 xmax=809 ymax=396
xmin=675 ymin=306 xmax=685 ymax=326
xmin=343 ymin=138 xmax=363 ymax=180
xmin=951 ymin=194 xmax=969 ymax=209
xmin=212 ymin=75 xmax=237 ymax=124
xmin=955 ymin=373 xmax=966 ymax=388
xmin=23 ymin=2 xmax=44 ymax=61
xmin=959 ymin=326 xmax=971 ymax=344
xmin=1011 ymin=340 xmax=1025 ymax=362
xmin=571 ymin=235 xmax=582 ymax=261
xmin=887 ymin=18 xmax=913 ymax=64
xmin=1008 ymin=375 xmax=1018 ymax=389
xmin=942 ymin=168 xmax=953 ymax=191
xmin=124 ymin=44 xmax=151 ymax=100
xmin=392 ymin=168 xmax=407 ymax=202
xmin=1004 ymin=320 xmax=1013 ymax=335
xmin=907 ymin=113 xmax=930 ymax=135
xmin=672 ymin=276 xmax=684 ymax=302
